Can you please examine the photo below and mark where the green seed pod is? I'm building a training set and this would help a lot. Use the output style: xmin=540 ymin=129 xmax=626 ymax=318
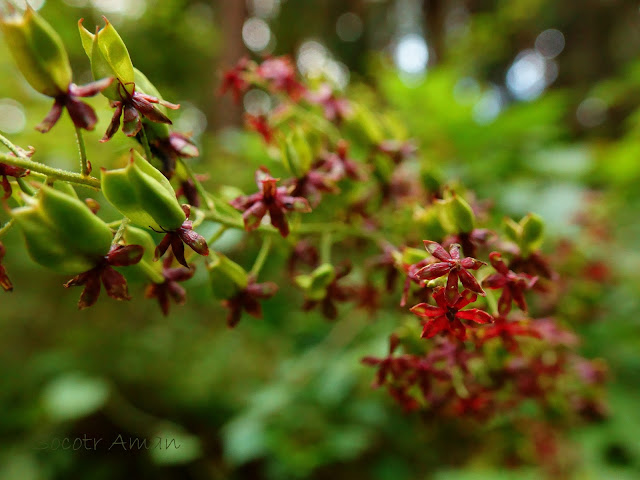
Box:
xmin=117 ymin=225 xmax=161 ymax=283
xmin=520 ymin=213 xmax=545 ymax=255
xmin=207 ymin=253 xmax=249 ymax=300
xmin=1 ymin=6 xmax=72 ymax=97
xmin=78 ymin=17 xmax=134 ymax=101
xmin=441 ymin=192 xmax=475 ymax=234
xmin=101 ymin=150 xmax=186 ymax=231
xmin=12 ymin=186 xmax=113 ymax=274
xmin=294 ymin=263 xmax=335 ymax=301
xmin=503 ymin=217 xmax=521 ymax=244
xmin=281 ymin=128 xmax=312 ymax=178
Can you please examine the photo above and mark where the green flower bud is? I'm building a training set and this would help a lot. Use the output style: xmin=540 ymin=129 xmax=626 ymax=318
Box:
xmin=101 ymin=150 xmax=186 ymax=231
xmin=294 ymin=263 xmax=335 ymax=301
xmin=502 ymin=217 xmax=521 ymax=243
xmin=443 ymin=192 xmax=475 ymax=234
xmin=520 ymin=213 xmax=545 ymax=255
xmin=281 ymin=128 xmax=312 ymax=178
xmin=78 ymin=17 xmax=134 ymax=101
xmin=1 ymin=6 xmax=72 ymax=97
xmin=12 ymin=186 xmax=113 ymax=274
xmin=207 ymin=253 xmax=249 ymax=300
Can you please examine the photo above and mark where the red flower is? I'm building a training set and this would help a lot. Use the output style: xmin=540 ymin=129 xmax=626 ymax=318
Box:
xmin=36 ymin=77 xmax=114 ymax=133
xmin=417 ymin=240 xmax=485 ymax=304
xmin=64 ymin=244 xmax=144 ymax=309
xmin=323 ymin=139 xmax=365 ymax=181
xmin=230 ymin=167 xmax=311 ymax=237
xmin=410 ymin=287 xmax=493 ymax=341
xmin=0 ymin=161 xmax=29 ymax=199
xmin=0 ymin=242 xmax=13 ymax=292
xmin=146 ymin=131 xmax=199 ymax=178
xmin=154 ymin=205 xmax=209 ymax=268
xmin=256 ymin=56 xmax=305 ymax=99
xmin=305 ymin=84 xmax=351 ymax=123
xmin=223 ymin=277 xmax=279 ymax=328
xmin=245 ymin=114 xmax=274 ymax=144
xmin=101 ymin=81 xmax=179 ymax=142
xmin=219 ymin=57 xmax=250 ymax=103
xmin=376 ymin=140 xmax=417 ymax=164
xmin=145 ymin=254 xmax=195 ymax=315
xmin=477 ymin=316 xmax=541 ymax=351
xmin=483 ymin=251 xmax=537 ymax=315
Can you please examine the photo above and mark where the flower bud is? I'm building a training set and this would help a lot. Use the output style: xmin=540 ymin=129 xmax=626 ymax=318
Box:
xmin=78 ymin=17 xmax=135 ymax=101
xmin=12 ymin=185 xmax=113 ymax=274
xmin=1 ymin=6 xmax=72 ymax=97
xmin=441 ymin=192 xmax=475 ymax=234
xmin=207 ymin=253 xmax=249 ymax=300
xmin=520 ymin=213 xmax=545 ymax=255
xmin=281 ymin=128 xmax=312 ymax=178
xmin=101 ymin=150 xmax=186 ymax=231
xmin=294 ymin=263 xmax=335 ymax=301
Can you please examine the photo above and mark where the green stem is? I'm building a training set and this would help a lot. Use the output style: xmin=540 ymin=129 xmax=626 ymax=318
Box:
xmin=16 ymin=177 xmax=35 ymax=196
xmin=207 ymin=225 xmax=228 ymax=246
xmin=0 ymin=152 xmax=101 ymax=189
xmin=179 ymin=158 xmax=215 ymax=210
xmin=74 ymin=126 xmax=90 ymax=176
xmin=0 ymin=219 xmax=14 ymax=238
xmin=112 ymin=217 xmax=130 ymax=244
xmin=139 ymin=260 xmax=166 ymax=284
xmin=250 ymin=235 xmax=272 ymax=277
xmin=139 ymin=125 xmax=153 ymax=162
xmin=0 ymin=132 xmax=23 ymax=157
xmin=320 ymin=232 xmax=332 ymax=263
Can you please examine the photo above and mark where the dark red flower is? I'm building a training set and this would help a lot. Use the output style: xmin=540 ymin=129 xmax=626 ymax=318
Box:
xmin=256 ymin=56 xmax=305 ymax=99
xmin=483 ymin=251 xmax=538 ymax=315
xmin=305 ymin=84 xmax=351 ymax=123
xmin=175 ymin=174 xmax=208 ymax=208
xmin=145 ymin=254 xmax=195 ymax=315
xmin=289 ymin=164 xmax=341 ymax=207
xmin=361 ymin=334 xmax=401 ymax=388
xmin=287 ymin=240 xmax=319 ymax=276
xmin=323 ymin=139 xmax=365 ymax=181
xmin=410 ymin=287 xmax=493 ymax=341
xmin=302 ymin=261 xmax=355 ymax=320
xmin=367 ymin=244 xmax=400 ymax=293
xmin=417 ymin=240 xmax=486 ymax=304
xmin=219 ymin=57 xmax=251 ymax=103
xmin=0 ymin=161 xmax=29 ymax=199
xmin=230 ymin=167 xmax=311 ymax=237
xmin=101 ymin=81 xmax=179 ymax=142
xmin=477 ymin=316 xmax=541 ymax=351
xmin=0 ymin=242 xmax=13 ymax=292
xmin=400 ymin=256 xmax=431 ymax=307
xmin=223 ymin=277 xmax=279 ymax=328
xmin=154 ymin=205 xmax=209 ymax=268
xmin=245 ymin=114 xmax=274 ymax=144
xmin=64 ymin=244 xmax=144 ymax=309
xmin=145 ymin=131 xmax=199 ymax=178
xmin=36 ymin=77 xmax=114 ymax=133
xmin=509 ymin=250 xmax=558 ymax=289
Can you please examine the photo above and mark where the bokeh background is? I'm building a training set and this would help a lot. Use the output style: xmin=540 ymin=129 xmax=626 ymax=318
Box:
xmin=1 ymin=0 xmax=640 ymax=478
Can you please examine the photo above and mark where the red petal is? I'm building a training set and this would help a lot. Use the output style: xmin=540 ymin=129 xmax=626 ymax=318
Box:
xmin=489 ymin=251 xmax=509 ymax=275
xmin=101 ymin=103 xmax=123 ymax=142
xmin=35 ymin=99 xmax=64 ymax=133
xmin=410 ymin=303 xmax=446 ymax=318
xmin=457 ymin=308 xmax=493 ymax=324
xmin=179 ymin=228 xmax=209 ymax=257
xmin=449 ymin=243 xmax=461 ymax=260
xmin=107 ymin=244 xmax=144 ymax=266
xmin=75 ymin=273 xmax=101 ymax=310
xmin=101 ymin=267 xmax=130 ymax=301
xmin=420 ymin=316 xmax=448 ymax=339
xmin=0 ymin=265 xmax=13 ymax=292
xmin=498 ymin=288 xmax=513 ymax=315
xmin=268 ymin=206 xmax=289 ymax=237
xmin=460 ymin=257 xmax=485 ymax=270
xmin=171 ymin=235 xmax=188 ymax=268
xmin=458 ymin=268 xmax=485 ymax=296
xmin=483 ymin=273 xmax=507 ymax=289
xmin=242 ymin=202 xmax=268 ymax=231
xmin=65 ymin=97 xmax=98 ymax=131
xmin=423 ymin=240 xmax=451 ymax=261
xmin=154 ymin=233 xmax=172 ymax=260
xmin=445 ymin=270 xmax=459 ymax=305
xmin=416 ymin=262 xmax=451 ymax=280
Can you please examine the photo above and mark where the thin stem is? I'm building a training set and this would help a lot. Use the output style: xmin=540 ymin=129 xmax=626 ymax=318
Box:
xmin=74 ymin=126 xmax=90 ymax=176
xmin=250 ymin=235 xmax=272 ymax=277
xmin=112 ymin=217 xmax=130 ymax=244
xmin=139 ymin=260 xmax=166 ymax=284
xmin=0 ymin=132 xmax=23 ymax=157
xmin=0 ymin=219 xmax=14 ymax=238
xmin=320 ymin=231 xmax=332 ymax=264
xmin=207 ymin=225 xmax=228 ymax=246
xmin=179 ymin=158 xmax=215 ymax=210
xmin=139 ymin=125 xmax=153 ymax=162
xmin=0 ymin=152 xmax=101 ymax=189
